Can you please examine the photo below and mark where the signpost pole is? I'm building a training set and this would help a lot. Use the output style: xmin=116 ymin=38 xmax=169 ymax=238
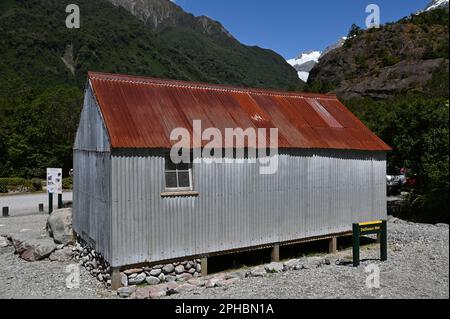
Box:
xmin=58 ymin=193 xmax=63 ymax=209
xmin=380 ymin=220 xmax=388 ymax=261
xmin=352 ymin=223 xmax=360 ymax=267
xmin=48 ymin=193 xmax=53 ymax=214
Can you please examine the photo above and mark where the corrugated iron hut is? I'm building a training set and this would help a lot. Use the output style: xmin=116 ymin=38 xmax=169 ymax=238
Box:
xmin=73 ymin=72 xmax=390 ymax=283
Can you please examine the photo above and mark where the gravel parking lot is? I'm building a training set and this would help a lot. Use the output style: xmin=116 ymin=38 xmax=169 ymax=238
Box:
xmin=0 ymin=214 xmax=448 ymax=299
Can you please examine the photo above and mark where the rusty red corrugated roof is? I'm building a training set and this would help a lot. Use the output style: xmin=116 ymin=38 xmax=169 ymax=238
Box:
xmin=88 ymin=71 xmax=391 ymax=151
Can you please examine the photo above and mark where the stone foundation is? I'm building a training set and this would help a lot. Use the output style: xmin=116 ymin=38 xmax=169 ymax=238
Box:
xmin=72 ymin=238 xmax=202 ymax=288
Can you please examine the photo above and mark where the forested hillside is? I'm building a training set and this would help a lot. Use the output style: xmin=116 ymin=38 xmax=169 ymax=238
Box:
xmin=0 ymin=0 xmax=300 ymax=178
xmin=307 ymin=8 xmax=449 ymax=223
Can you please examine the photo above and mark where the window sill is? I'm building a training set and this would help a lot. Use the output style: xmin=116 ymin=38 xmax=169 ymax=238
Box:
xmin=161 ymin=191 xmax=199 ymax=198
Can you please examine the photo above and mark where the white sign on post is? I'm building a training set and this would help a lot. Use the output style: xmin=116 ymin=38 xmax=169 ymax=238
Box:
xmin=47 ymin=168 xmax=63 ymax=195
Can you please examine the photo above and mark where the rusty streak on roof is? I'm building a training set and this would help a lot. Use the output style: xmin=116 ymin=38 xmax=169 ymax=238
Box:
xmin=88 ymin=72 xmax=391 ymax=151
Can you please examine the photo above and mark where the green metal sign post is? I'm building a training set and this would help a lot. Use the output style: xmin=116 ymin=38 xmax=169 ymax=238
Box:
xmin=352 ymin=220 xmax=387 ymax=267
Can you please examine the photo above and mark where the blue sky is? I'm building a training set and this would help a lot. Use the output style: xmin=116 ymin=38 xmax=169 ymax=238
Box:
xmin=175 ymin=0 xmax=431 ymax=59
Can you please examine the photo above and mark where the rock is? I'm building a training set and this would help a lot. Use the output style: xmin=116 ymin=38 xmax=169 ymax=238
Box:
xmin=11 ymin=231 xmax=57 ymax=262
xmin=165 ymin=275 xmax=177 ymax=282
xmin=117 ymin=285 xmax=137 ymax=298
xmin=46 ymin=208 xmax=75 ymax=245
xmin=175 ymin=265 xmax=185 ymax=274
xmin=195 ymin=263 xmax=202 ymax=273
xmin=176 ymin=273 xmax=193 ymax=282
xmin=175 ymin=283 xmax=196 ymax=294
xmin=11 ymin=230 xmax=42 ymax=253
xmin=249 ymin=266 xmax=266 ymax=277
xmin=225 ymin=271 xmax=246 ymax=280
xmin=120 ymin=273 xmax=128 ymax=287
xmin=158 ymin=273 xmax=166 ymax=282
xmin=205 ymin=278 xmax=220 ymax=288
xmin=187 ymin=278 xmax=206 ymax=287
xmin=184 ymin=261 xmax=193 ymax=270
xmin=188 ymin=268 xmax=196 ymax=274
xmin=217 ymin=278 xmax=239 ymax=287
xmin=162 ymin=281 xmax=179 ymax=292
xmin=0 ymin=236 xmax=9 ymax=248
xmin=149 ymin=268 xmax=162 ymax=276
xmin=134 ymin=287 xmax=151 ymax=299
xmin=49 ymin=247 xmax=73 ymax=262
xmin=436 ymin=223 xmax=449 ymax=228
xmin=265 ymin=262 xmax=284 ymax=273
xmin=284 ymin=259 xmax=300 ymax=270
xmin=300 ymin=257 xmax=327 ymax=269
xmin=162 ymin=264 xmax=175 ymax=274
xmin=128 ymin=272 xmax=146 ymax=285
xmin=123 ymin=268 xmax=143 ymax=275
xmin=97 ymin=274 xmax=103 ymax=282
xmin=145 ymin=276 xmax=160 ymax=285
xmin=19 ymin=241 xmax=55 ymax=261
xmin=149 ymin=286 xmax=167 ymax=299
xmin=335 ymin=257 xmax=353 ymax=266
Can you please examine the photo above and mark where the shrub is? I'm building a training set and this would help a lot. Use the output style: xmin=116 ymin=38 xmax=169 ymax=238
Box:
xmin=62 ymin=177 xmax=73 ymax=190
xmin=0 ymin=177 xmax=43 ymax=193
xmin=31 ymin=178 xmax=43 ymax=191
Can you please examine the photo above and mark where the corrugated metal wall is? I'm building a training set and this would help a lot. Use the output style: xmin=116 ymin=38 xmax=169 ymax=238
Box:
xmin=73 ymin=84 xmax=112 ymax=261
xmin=110 ymin=149 xmax=386 ymax=267
xmin=74 ymin=83 xmax=110 ymax=153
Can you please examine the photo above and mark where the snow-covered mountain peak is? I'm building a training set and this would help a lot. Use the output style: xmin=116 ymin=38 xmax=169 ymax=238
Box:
xmin=287 ymin=51 xmax=321 ymax=82
xmin=287 ymin=51 xmax=321 ymax=68
xmin=287 ymin=36 xmax=347 ymax=83
xmin=424 ymin=0 xmax=449 ymax=11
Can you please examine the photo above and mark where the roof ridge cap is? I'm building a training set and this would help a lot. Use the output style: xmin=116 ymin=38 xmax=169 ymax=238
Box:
xmin=89 ymin=73 xmax=338 ymax=101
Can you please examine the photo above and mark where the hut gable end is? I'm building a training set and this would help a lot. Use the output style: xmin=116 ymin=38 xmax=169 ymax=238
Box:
xmin=74 ymin=82 xmax=111 ymax=153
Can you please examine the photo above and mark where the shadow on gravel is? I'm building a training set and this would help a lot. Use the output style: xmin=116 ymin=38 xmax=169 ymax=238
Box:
xmin=207 ymin=236 xmax=378 ymax=274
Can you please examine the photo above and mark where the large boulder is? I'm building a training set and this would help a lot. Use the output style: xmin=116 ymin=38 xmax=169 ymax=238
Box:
xmin=47 ymin=208 xmax=74 ymax=245
xmin=11 ymin=231 xmax=57 ymax=261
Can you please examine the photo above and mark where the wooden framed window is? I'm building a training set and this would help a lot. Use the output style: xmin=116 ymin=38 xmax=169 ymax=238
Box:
xmin=164 ymin=154 xmax=194 ymax=192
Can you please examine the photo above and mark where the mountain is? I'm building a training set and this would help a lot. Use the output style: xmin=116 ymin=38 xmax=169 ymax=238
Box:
xmin=287 ymin=51 xmax=321 ymax=82
xmin=423 ymin=0 xmax=449 ymax=12
xmin=287 ymin=37 xmax=346 ymax=82
xmin=0 ymin=0 xmax=300 ymax=97
xmin=321 ymin=37 xmax=347 ymax=57
xmin=0 ymin=0 xmax=300 ymax=177
xmin=307 ymin=8 xmax=449 ymax=99
xmin=107 ymin=0 xmax=234 ymax=39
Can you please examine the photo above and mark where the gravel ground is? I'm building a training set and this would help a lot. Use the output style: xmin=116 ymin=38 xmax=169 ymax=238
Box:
xmin=0 ymin=214 xmax=448 ymax=299
xmin=0 ymin=215 xmax=113 ymax=299
xmin=166 ymin=218 xmax=449 ymax=299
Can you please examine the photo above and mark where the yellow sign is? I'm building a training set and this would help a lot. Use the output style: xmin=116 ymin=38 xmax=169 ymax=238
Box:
xmin=359 ymin=220 xmax=382 ymax=226
xmin=358 ymin=220 xmax=382 ymax=235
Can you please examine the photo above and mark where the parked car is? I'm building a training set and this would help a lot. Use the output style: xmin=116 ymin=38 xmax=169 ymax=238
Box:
xmin=387 ymin=167 xmax=407 ymax=196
